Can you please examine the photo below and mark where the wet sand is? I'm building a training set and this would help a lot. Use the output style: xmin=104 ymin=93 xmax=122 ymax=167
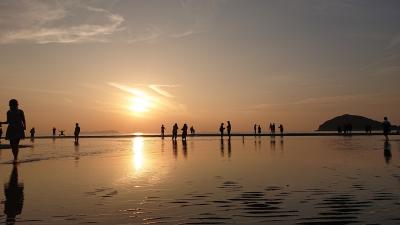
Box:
xmin=0 ymin=136 xmax=399 ymax=224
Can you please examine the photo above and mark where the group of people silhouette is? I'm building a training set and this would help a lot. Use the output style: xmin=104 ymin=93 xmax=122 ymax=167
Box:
xmin=253 ymin=123 xmax=284 ymax=136
xmin=0 ymin=99 xmax=81 ymax=163
xmin=163 ymin=123 xmax=196 ymax=141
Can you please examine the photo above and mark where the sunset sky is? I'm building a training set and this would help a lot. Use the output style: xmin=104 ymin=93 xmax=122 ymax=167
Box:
xmin=0 ymin=0 xmax=399 ymax=134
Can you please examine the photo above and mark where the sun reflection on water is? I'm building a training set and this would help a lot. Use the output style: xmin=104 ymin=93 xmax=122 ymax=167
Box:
xmin=132 ymin=137 xmax=144 ymax=172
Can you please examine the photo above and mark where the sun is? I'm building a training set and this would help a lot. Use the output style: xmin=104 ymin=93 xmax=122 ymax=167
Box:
xmin=129 ymin=96 xmax=151 ymax=113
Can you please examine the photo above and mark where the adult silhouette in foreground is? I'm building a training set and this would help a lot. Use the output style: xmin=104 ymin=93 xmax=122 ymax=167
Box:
xmin=74 ymin=123 xmax=80 ymax=143
xmin=219 ymin=123 xmax=225 ymax=139
xmin=227 ymin=121 xmax=232 ymax=139
xmin=4 ymin=165 xmax=24 ymax=225
xmin=181 ymin=123 xmax=188 ymax=141
xmin=161 ymin=124 xmax=165 ymax=139
xmin=383 ymin=117 xmax=391 ymax=141
xmin=0 ymin=99 xmax=26 ymax=163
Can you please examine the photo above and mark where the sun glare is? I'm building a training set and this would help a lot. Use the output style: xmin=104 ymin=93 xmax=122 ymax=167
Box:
xmin=129 ymin=96 xmax=151 ymax=113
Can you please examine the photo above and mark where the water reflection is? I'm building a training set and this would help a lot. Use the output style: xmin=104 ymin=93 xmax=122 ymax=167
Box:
xmin=220 ymin=139 xmax=224 ymax=157
xmin=270 ymin=137 xmax=276 ymax=151
xmin=3 ymin=165 xmax=24 ymax=225
xmin=74 ymin=141 xmax=80 ymax=162
xmin=172 ymin=140 xmax=177 ymax=159
xmin=182 ymin=140 xmax=188 ymax=159
xmin=384 ymin=140 xmax=392 ymax=164
xmin=132 ymin=137 xmax=144 ymax=171
xmin=227 ymin=139 xmax=232 ymax=158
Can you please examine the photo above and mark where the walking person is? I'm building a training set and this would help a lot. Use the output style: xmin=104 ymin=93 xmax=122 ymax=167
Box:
xmin=278 ymin=124 xmax=284 ymax=136
xmin=0 ymin=99 xmax=26 ymax=163
xmin=161 ymin=124 xmax=165 ymax=139
xmin=219 ymin=123 xmax=225 ymax=139
xmin=74 ymin=123 xmax=80 ymax=143
xmin=227 ymin=121 xmax=232 ymax=139
xmin=190 ymin=126 xmax=195 ymax=135
xmin=172 ymin=123 xmax=178 ymax=141
xmin=181 ymin=123 xmax=188 ymax=141
xmin=29 ymin=127 xmax=35 ymax=140
xmin=383 ymin=117 xmax=391 ymax=141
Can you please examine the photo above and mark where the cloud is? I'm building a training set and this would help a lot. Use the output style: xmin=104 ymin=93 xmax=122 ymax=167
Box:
xmin=149 ymin=85 xmax=179 ymax=98
xmin=0 ymin=1 xmax=124 ymax=44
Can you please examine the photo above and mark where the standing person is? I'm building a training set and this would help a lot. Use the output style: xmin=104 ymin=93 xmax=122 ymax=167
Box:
xmin=52 ymin=127 xmax=56 ymax=137
xmin=254 ymin=124 xmax=257 ymax=135
xmin=227 ymin=121 xmax=232 ymax=139
xmin=271 ymin=123 xmax=276 ymax=135
xmin=161 ymin=124 xmax=165 ymax=139
xmin=383 ymin=117 xmax=391 ymax=141
xmin=190 ymin=126 xmax=195 ymax=135
xmin=172 ymin=123 xmax=178 ymax=141
xmin=0 ymin=99 xmax=26 ymax=163
xmin=181 ymin=123 xmax=188 ymax=141
xmin=278 ymin=124 xmax=284 ymax=136
xmin=257 ymin=125 xmax=261 ymax=136
xmin=29 ymin=127 xmax=35 ymax=139
xmin=74 ymin=123 xmax=80 ymax=143
xmin=219 ymin=123 xmax=225 ymax=139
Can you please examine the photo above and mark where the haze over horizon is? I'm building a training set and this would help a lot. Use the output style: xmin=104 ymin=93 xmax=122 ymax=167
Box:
xmin=1 ymin=0 xmax=399 ymax=134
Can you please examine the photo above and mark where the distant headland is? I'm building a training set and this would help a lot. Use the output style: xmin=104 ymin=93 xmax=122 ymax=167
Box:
xmin=317 ymin=114 xmax=394 ymax=131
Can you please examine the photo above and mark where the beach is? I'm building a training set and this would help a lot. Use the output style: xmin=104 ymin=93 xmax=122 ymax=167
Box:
xmin=0 ymin=136 xmax=399 ymax=224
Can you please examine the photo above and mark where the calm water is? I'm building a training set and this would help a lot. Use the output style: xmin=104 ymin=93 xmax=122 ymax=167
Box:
xmin=0 ymin=136 xmax=399 ymax=225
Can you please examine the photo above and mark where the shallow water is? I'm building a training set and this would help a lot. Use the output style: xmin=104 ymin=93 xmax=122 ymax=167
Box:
xmin=0 ymin=136 xmax=399 ymax=224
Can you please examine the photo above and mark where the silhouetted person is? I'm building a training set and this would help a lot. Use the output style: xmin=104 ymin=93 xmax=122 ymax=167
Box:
xmin=0 ymin=99 xmax=26 ymax=163
xmin=272 ymin=123 xmax=276 ymax=135
xmin=348 ymin=123 xmax=353 ymax=135
xmin=172 ymin=123 xmax=178 ymax=141
xmin=181 ymin=123 xmax=188 ymax=141
xmin=52 ymin=127 xmax=56 ymax=137
xmin=384 ymin=140 xmax=391 ymax=164
xmin=219 ymin=123 xmax=225 ymax=139
xmin=254 ymin=124 xmax=257 ymax=136
xmin=383 ymin=117 xmax=391 ymax=141
xmin=59 ymin=130 xmax=65 ymax=136
xmin=4 ymin=165 xmax=24 ymax=225
xmin=257 ymin=125 xmax=261 ymax=136
xmin=190 ymin=126 xmax=195 ymax=135
xmin=227 ymin=121 xmax=232 ymax=139
xmin=278 ymin=124 xmax=284 ymax=136
xmin=161 ymin=124 xmax=165 ymax=138
xmin=337 ymin=126 xmax=342 ymax=134
xmin=29 ymin=127 xmax=35 ymax=139
xmin=74 ymin=123 xmax=80 ymax=143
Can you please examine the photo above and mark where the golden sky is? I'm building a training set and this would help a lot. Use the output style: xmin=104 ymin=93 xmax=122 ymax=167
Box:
xmin=0 ymin=0 xmax=399 ymax=134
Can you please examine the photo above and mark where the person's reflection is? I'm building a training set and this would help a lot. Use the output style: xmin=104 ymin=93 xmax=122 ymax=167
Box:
xmin=227 ymin=139 xmax=232 ymax=158
xmin=220 ymin=139 xmax=224 ymax=157
xmin=270 ymin=137 xmax=276 ymax=151
xmin=279 ymin=138 xmax=284 ymax=151
xmin=4 ymin=165 xmax=24 ymax=225
xmin=172 ymin=140 xmax=178 ymax=159
xmin=384 ymin=140 xmax=392 ymax=164
xmin=182 ymin=140 xmax=188 ymax=159
xmin=74 ymin=141 xmax=80 ymax=162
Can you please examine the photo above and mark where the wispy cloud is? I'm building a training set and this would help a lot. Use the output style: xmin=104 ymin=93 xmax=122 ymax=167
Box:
xmin=0 ymin=1 xmax=124 ymax=44
xmin=148 ymin=85 xmax=179 ymax=98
